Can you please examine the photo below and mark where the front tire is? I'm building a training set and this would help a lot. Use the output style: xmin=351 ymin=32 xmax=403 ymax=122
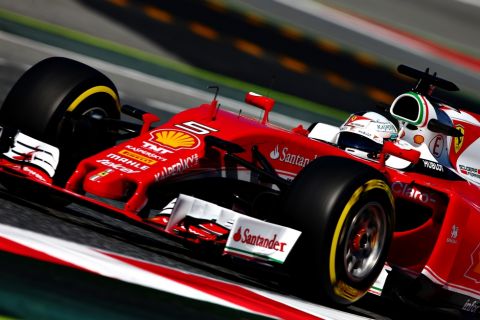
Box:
xmin=283 ymin=156 xmax=394 ymax=305
xmin=0 ymin=57 xmax=121 ymax=184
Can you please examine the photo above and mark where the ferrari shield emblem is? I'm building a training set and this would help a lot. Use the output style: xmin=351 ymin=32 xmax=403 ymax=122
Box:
xmin=454 ymin=125 xmax=465 ymax=153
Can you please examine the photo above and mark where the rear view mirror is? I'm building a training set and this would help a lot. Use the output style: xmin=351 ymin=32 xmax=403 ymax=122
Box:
xmin=427 ymin=119 xmax=463 ymax=137
xmin=245 ymin=92 xmax=275 ymax=124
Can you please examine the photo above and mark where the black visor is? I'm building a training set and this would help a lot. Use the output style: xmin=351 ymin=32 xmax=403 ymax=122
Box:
xmin=337 ymin=132 xmax=383 ymax=154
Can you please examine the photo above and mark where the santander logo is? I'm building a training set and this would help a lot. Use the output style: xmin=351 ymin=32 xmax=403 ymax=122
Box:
xmin=232 ymin=227 xmax=287 ymax=252
xmin=233 ymin=227 xmax=242 ymax=241
xmin=270 ymin=145 xmax=280 ymax=160
xmin=269 ymin=144 xmax=312 ymax=167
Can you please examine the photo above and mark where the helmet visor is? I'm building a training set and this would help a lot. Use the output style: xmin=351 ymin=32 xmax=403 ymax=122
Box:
xmin=338 ymin=132 xmax=383 ymax=154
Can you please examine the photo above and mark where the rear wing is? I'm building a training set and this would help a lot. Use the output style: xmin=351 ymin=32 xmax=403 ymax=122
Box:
xmin=397 ymin=64 xmax=459 ymax=95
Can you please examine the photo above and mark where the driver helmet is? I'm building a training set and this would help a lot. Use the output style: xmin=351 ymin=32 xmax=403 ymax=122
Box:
xmin=337 ymin=111 xmax=398 ymax=158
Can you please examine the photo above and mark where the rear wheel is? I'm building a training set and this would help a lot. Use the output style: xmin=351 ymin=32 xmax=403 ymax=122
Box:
xmin=282 ymin=156 xmax=394 ymax=305
xmin=0 ymin=57 xmax=120 ymax=184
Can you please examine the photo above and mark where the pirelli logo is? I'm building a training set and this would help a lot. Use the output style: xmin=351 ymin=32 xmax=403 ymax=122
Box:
xmin=118 ymin=149 xmax=157 ymax=165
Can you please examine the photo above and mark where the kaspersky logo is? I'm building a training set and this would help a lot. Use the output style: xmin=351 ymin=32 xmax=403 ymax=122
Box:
xmin=232 ymin=227 xmax=287 ymax=252
xmin=149 ymin=129 xmax=200 ymax=150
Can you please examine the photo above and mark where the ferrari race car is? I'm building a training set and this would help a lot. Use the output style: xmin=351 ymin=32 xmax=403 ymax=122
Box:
xmin=0 ymin=57 xmax=479 ymax=317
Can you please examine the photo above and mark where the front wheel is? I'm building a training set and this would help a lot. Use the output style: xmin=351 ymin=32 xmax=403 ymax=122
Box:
xmin=282 ymin=156 xmax=394 ymax=305
xmin=0 ymin=57 xmax=121 ymax=184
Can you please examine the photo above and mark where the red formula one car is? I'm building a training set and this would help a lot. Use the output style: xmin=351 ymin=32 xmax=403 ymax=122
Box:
xmin=0 ymin=57 xmax=479 ymax=316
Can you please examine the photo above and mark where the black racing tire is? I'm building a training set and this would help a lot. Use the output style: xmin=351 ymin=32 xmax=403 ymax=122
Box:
xmin=0 ymin=57 xmax=121 ymax=184
xmin=282 ymin=156 xmax=394 ymax=305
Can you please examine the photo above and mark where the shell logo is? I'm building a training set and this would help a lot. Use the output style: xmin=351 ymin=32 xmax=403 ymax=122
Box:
xmin=151 ymin=130 xmax=199 ymax=150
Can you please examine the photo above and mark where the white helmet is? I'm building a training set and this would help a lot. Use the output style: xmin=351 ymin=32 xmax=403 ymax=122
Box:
xmin=337 ymin=112 xmax=398 ymax=156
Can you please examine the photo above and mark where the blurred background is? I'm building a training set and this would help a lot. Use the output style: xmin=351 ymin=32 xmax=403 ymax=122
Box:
xmin=0 ymin=0 xmax=479 ymax=125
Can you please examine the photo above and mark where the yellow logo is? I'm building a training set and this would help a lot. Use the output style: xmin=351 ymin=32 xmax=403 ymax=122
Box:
xmin=334 ymin=280 xmax=362 ymax=302
xmin=119 ymin=150 xmax=157 ymax=165
xmin=98 ymin=170 xmax=111 ymax=177
xmin=454 ymin=124 xmax=465 ymax=153
xmin=152 ymin=130 xmax=199 ymax=149
xmin=347 ymin=115 xmax=357 ymax=124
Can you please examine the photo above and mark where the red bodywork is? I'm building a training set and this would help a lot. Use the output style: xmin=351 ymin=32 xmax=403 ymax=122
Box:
xmin=1 ymin=95 xmax=480 ymax=303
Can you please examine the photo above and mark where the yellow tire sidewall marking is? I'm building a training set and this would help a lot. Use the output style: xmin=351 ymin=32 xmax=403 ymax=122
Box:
xmin=66 ymin=86 xmax=120 ymax=113
xmin=328 ymin=179 xmax=392 ymax=301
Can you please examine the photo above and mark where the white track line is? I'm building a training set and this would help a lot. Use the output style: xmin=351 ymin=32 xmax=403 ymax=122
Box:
xmin=0 ymin=30 xmax=309 ymax=128
xmin=0 ymin=222 xmax=372 ymax=319
xmin=0 ymin=223 xmax=267 ymax=316
xmin=272 ymin=0 xmax=432 ymax=57
xmin=144 ymin=98 xmax=187 ymax=114
xmin=249 ymin=288 xmax=370 ymax=320
xmin=456 ymin=0 xmax=480 ymax=8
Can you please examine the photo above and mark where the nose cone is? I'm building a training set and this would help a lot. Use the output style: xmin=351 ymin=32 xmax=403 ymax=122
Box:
xmin=83 ymin=168 xmax=132 ymax=200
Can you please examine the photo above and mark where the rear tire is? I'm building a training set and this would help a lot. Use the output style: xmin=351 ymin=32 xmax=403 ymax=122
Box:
xmin=0 ymin=57 xmax=120 ymax=184
xmin=283 ymin=156 xmax=394 ymax=305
